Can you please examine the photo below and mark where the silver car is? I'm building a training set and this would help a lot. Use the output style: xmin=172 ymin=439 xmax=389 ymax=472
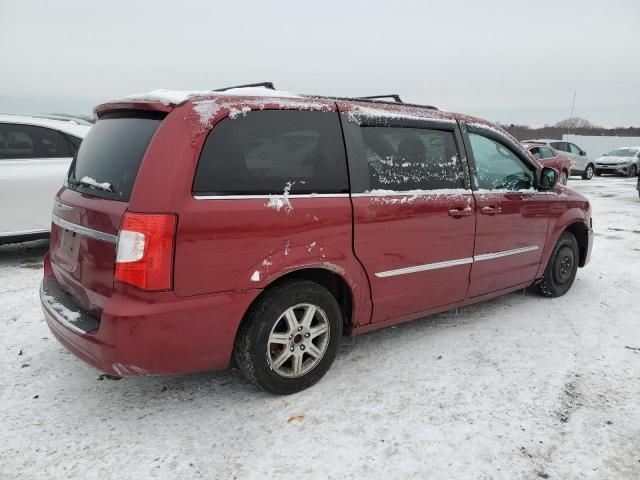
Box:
xmin=594 ymin=146 xmax=640 ymax=177
xmin=523 ymin=139 xmax=596 ymax=180
xmin=0 ymin=114 xmax=91 ymax=244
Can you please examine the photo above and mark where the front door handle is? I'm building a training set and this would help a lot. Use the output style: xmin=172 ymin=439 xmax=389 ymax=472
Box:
xmin=448 ymin=207 xmax=474 ymax=218
xmin=481 ymin=206 xmax=502 ymax=215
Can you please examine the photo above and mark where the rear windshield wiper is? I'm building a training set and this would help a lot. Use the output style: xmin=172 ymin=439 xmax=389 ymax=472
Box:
xmin=67 ymin=177 xmax=115 ymax=193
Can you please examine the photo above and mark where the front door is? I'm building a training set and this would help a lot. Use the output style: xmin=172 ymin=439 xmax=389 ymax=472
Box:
xmin=340 ymin=105 xmax=476 ymax=323
xmin=465 ymin=128 xmax=550 ymax=297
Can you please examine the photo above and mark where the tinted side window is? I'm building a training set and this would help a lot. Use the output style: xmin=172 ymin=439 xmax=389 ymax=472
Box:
xmin=469 ymin=133 xmax=534 ymax=191
xmin=550 ymin=141 xmax=568 ymax=152
xmin=359 ymin=126 xmax=463 ymax=191
xmin=63 ymin=133 xmax=83 ymax=155
xmin=194 ymin=111 xmax=348 ymax=195
xmin=0 ymin=123 xmax=71 ymax=159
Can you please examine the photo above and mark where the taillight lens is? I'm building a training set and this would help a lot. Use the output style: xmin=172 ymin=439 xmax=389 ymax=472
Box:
xmin=115 ymin=213 xmax=177 ymax=290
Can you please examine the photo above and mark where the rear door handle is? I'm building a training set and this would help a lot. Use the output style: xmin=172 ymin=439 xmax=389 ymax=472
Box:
xmin=448 ymin=207 xmax=474 ymax=218
xmin=481 ymin=206 xmax=502 ymax=215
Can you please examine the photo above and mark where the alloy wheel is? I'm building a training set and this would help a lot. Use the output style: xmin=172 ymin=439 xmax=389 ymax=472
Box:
xmin=585 ymin=165 xmax=594 ymax=179
xmin=267 ymin=303 xmax=330 ymax=378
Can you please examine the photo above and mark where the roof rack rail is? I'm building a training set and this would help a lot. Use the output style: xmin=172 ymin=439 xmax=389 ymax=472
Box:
xmin=357 ymin=94 xmax=403 ymax=103
xmin=214 ymin=82 xmax=276 ymax=92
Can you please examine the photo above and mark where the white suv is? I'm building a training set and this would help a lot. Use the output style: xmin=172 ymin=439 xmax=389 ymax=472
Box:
xmin=523 ymin=139 xmax=595 ymax=180
xmin=0 ymin=114 xmax=91 ymax=244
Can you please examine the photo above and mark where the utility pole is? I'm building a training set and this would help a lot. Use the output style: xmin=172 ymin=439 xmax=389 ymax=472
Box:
xmin=567 ymin=91 xmax=577 ymax=141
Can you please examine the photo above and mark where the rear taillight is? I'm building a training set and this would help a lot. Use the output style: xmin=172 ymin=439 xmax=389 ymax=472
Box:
xmin=115 ymin=213 xmax=177 ymax=290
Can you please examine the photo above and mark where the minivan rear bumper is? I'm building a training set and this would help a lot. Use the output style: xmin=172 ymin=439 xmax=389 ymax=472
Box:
xmin=41 ymin=274 xmax=261 ymax=377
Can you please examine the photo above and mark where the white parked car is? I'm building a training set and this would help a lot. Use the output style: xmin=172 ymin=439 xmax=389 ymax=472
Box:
xmin=523 ymin=139 xmax=596 ymax=180
xmin=594 ymin=146 xmax=640 ymax=177
xmin=0 ymin=114 xmax=92 ymax=244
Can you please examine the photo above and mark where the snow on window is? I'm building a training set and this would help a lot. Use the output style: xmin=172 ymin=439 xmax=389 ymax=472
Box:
xmin=79 ymin=176 xmax=112 ymax=191
xmin=362 ymin=127 xmax=465 ymax=191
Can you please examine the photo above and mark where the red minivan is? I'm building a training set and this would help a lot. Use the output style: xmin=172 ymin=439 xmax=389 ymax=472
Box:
xmin=41 ymin=84 xmax=593 ymax=394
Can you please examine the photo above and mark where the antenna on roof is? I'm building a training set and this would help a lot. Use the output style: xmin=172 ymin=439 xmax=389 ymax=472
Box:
xmin=214 ymin=82 xmax=276 ymax=92
xmin=357 ymin=94 xmax=403 ymax=104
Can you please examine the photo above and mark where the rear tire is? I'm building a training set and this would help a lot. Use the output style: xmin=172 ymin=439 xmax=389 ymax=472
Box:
xmin=582 ymin=164 xmax=594 ymax=180
xmin=539 ymin=232 xmax=579 ymax=298
xmin=234 ymin=279 xmax=342 ymax=395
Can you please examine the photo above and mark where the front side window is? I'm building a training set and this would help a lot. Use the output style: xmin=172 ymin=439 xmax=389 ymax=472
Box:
xmin=0 ymin=123 xmax=71 ymax=159
xmin=469 ymin=133 xmax=534 ymax=191
xmin=568 ymin=143 xmax=582 ymax=155
xmin=360 ymin=126 xmax=463 ymax=191
xmin=193 ymin=110 xmax=348 ymax=195
xmin=529 ymin=146 xmax=541 ymax=160
xmin=540 ymin=147 xmax=556 ymax=159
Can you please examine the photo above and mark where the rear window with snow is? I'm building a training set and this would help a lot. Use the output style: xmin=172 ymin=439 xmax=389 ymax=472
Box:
xmin=360 ymin=127 xmax=464 ymax=191
xmin=193 ymin=111 xmax=348 ymax=195
xmin=66 ymin=111 xmax=164 ymax=201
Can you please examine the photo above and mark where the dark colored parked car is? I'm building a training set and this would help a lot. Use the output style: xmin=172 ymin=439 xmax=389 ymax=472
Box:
xmin=41 ymin=85 xmax=593 ymax=394
xmin=523 ymin=142 xmax=572 ymax=185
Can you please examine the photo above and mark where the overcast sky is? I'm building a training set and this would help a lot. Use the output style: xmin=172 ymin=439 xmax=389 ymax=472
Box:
xmin=1 ymin=0 xmax=638 ymax=126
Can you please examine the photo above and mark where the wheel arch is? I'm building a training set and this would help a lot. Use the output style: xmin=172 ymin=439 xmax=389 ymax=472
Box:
xmin=563 ymin=221 xmax=589 ymax=267
xmin=234 ymin=267 xmax=357 ymax=350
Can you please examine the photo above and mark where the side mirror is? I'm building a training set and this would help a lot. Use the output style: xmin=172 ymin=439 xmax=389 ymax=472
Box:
xmin=580 ymin=151 xmax=586 ymax=156
xmin=540 ymin=167 xmax=558 ymax=190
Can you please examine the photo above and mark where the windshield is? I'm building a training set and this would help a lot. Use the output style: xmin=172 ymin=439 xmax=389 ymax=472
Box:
xmin=607 ymin=148 xmax=638 ymax=157
xmin=67 ymin=112 xmax=164 ymax=201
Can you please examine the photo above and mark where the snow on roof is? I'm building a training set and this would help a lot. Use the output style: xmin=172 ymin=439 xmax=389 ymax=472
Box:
xmin=0 ymin=113 xmax=92 ymax=138
xmin=117 ymin=86 xmax=301 ymax=106
xmin=191 ymin=97 xmax=333 ymax=126
xmin=343 ymin=103 xmax=456 ymax=125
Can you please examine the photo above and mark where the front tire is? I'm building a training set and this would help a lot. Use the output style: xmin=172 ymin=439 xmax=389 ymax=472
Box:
xmin=235 ymin=280 xmax=343 ymax=395
xmin=628 ymin=164 xmax=637 ymax=177
xmin=539 ymin=232 xmax=579 ymax=298
xmin=582 ymin=164 xmax=594 ymax=180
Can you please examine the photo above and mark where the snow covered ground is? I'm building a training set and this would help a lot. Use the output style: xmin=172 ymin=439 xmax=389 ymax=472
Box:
xmin=1 ymin=177 xmax=639 ymax=479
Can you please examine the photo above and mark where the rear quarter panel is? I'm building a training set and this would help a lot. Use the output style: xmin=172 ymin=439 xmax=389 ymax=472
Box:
xmin=130 ymin=99 xmax=372 ymax=327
